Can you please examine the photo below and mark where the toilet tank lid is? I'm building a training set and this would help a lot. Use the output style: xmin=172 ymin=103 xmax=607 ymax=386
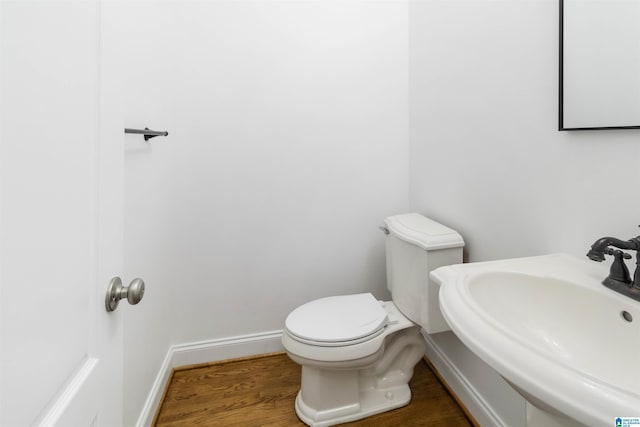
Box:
xmin=384 ymin=213 xmax=464 ymax=250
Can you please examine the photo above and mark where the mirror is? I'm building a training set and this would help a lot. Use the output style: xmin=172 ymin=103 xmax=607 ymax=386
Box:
xmin=560 ymin=0 xmax=640 ymax=130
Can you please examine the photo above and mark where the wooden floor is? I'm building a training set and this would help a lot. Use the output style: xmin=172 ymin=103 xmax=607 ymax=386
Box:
xmin=154 ymin=353 xmax=474 ymax=426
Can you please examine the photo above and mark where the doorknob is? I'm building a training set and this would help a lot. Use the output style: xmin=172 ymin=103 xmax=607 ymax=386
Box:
xmin=105 ymin=277 xmax=145 ymax=312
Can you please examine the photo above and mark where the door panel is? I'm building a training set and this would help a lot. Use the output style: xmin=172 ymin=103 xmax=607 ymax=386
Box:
xmin=0 ymin=1 xmax=123 ymax=425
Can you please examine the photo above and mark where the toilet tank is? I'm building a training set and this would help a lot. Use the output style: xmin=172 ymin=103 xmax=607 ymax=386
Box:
xmin=384 ymin=213 xmax=464 ymax=334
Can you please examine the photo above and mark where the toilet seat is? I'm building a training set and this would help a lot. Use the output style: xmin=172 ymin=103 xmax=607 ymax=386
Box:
xmin=285 ymin=293 xmax=389 ymax=347
xmin=283 ymin=300 xmax=415 ymax=363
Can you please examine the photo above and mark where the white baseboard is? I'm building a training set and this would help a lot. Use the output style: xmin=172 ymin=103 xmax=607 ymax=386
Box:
xmin=422 ymin=331 xmax=508 ymax=427
xmin=135 ymin=330 xmax=285 ymax=427
xmin=170 ymin=330 xmax=285 ymax=368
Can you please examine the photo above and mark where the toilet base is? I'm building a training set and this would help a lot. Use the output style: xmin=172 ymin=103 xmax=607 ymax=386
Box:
xmin=289 ymin=325 xmax=425 ymax=427
xmin=294 ymin=382 xmax=411 ymax=427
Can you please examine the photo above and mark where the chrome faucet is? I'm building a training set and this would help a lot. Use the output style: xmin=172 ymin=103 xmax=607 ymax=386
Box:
xmin=587 ymin=233 xmax=640 ymax=301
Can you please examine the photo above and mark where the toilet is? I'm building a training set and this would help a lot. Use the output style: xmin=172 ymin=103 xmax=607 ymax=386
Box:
xmin=282 ymin=213 xmax=464 ymax=427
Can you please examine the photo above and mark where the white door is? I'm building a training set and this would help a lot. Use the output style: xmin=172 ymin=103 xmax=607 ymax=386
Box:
xmin=1 ymin=1 xmax=125 ymax=426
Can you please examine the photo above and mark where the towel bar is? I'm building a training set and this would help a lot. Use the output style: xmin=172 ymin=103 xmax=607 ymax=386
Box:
xmin=124 ymin=127 xmax=168 ymax=141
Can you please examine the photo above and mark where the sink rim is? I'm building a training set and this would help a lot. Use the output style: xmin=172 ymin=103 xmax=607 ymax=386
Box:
xmin=434 ymin=253 xmax=640 ymax=426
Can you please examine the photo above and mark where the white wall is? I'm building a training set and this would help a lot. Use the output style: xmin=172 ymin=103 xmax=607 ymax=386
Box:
xmin=117 ymin=1 xmax=409 ymax=424
xmin=409 ymin=0 xmax=640 ymax=263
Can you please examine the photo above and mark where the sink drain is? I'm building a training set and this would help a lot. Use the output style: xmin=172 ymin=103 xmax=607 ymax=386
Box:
xmin=621 ymin=310 xmax=633 ymax=322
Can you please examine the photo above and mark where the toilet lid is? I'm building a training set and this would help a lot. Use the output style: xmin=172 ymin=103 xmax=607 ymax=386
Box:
xmin=285 ymin=293 xmax=388 ymax=344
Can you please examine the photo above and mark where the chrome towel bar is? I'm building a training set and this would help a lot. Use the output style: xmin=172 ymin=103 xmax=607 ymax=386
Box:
xmin=124 ymin=127 xmax=169 ymax=141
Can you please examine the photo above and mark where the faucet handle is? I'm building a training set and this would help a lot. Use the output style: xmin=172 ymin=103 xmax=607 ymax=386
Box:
xmin=604 ymin=248 xmax=632 ymax=259
xmin=603 ymin=248 xmax=633 ymax=285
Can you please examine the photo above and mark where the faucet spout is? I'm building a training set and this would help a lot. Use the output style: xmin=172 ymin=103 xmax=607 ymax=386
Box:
xmin=587 ymin=237 xmax=640 ymax=262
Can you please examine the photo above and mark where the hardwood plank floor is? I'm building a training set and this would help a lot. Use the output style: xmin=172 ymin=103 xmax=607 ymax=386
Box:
xmin=155 ymin=353 xmax=473 ymax=426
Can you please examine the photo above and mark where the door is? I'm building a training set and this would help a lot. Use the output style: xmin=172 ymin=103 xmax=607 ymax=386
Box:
xmin=1 ymin=1 xmax=124 ymax=426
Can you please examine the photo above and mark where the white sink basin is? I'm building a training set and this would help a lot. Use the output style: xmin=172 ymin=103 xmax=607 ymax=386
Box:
xmin=432 ymin=253 xmax=640 ymax=426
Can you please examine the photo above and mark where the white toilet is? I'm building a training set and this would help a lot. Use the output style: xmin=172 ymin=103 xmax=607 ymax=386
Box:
xmin=282 ymin=213 xmax=464 ymax=427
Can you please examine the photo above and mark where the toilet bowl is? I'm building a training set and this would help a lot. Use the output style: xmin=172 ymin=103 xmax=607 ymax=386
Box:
xmin=282 ymin=294 xmax=425 ymax=427
xmin=282 ymin=213 xmax=465 ymax=427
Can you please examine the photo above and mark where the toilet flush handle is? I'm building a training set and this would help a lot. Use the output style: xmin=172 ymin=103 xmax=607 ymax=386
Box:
xmin=379 ymin=226 xmax=389 ymax=235
xmin=105 ymin=277 xmax=145 ymax=312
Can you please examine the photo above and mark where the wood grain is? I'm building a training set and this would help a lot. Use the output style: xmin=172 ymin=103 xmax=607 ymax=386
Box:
xmin=155 ymin=353 xmax=474 ymax=426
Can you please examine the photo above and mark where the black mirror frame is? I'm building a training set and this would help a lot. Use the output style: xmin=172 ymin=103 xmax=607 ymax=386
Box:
xmin=558 ymin=0 xmax=640 ymax=131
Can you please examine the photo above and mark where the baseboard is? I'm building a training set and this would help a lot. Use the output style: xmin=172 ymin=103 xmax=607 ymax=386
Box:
xmin=422 ymin=331 xmax=507 ymax=427
xmin=144 ymin=352 xmax=174 ymax=427
xmin=135 ymin=330 xmax=285 ymax=427
xmin=422 ymin=355 xmax=480 ymax=427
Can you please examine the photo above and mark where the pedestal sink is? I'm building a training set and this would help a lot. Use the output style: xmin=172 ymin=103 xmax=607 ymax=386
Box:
xmin=431 ymin=254 xmax=640 ymax=427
